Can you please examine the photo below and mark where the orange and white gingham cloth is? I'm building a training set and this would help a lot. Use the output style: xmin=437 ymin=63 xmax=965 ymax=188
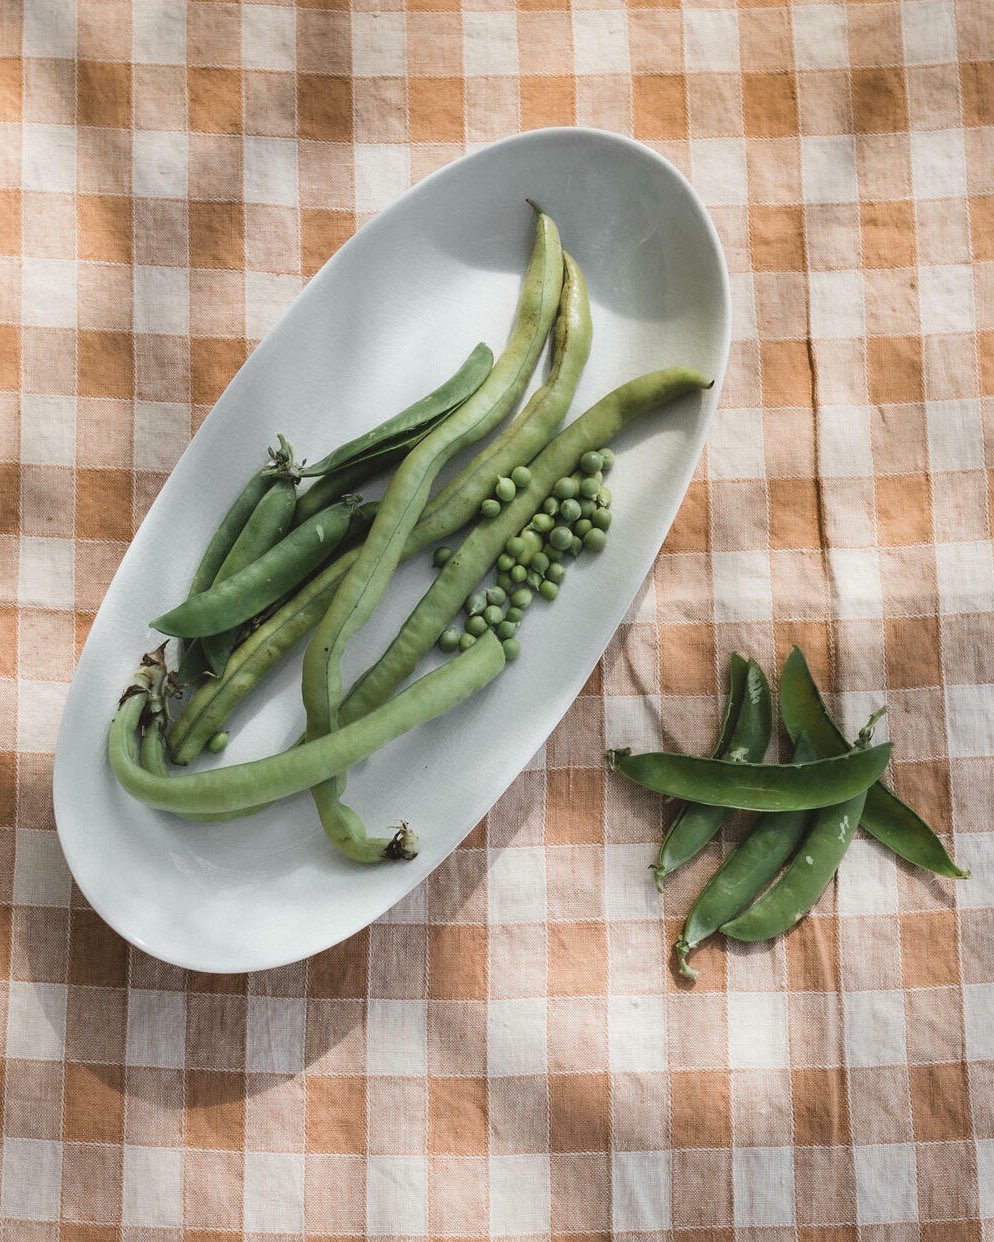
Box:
xmin=2 ymin=0 xmax=993 ymax=1235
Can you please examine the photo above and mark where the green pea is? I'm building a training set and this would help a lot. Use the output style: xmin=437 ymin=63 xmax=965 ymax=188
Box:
xmin=506 ymin=535 xmax=526 ymax=559
xmin=496 ymin=619 xmax=517 ymax=640
xmin=574 ymin=518 xmax=592 ymax=539
xmin=510 ymin=587 xmax=533 ymax=609
xmin=483 ymin=604 xmax=504 ymax=627
xmin=495 ymin=476 xmax=517 ymax=503
xmin=543 ymin=497 xmax=560 ymax=516
xmin=506 ymin=606 xmax=524 ymax=624
xmin=526 ymin=570 xmax=542 ymax=590
xmin=480 ymin=498 xmax=501 ymax=519
xmin=518 ymin=529 xmax=543 ymax=563
xmin=549 ymin=525 xmax=573 ymax=551
xmin=531 ymin=552 xmax=549 ymax=575
xmin=464 ymin=591 xmax=487 ymax=617
xmin=459 ymin=632 xmax=477 ymax=651
xmin=599 ymin=486 xmax=612 ymax=507
xmin=511 ymin=564 xmax=528 ymax=583
xmin=544 ymin=545 xmax=563 ymax=563
xmin=511 ymin=465 xmax=532 ymax=489
xmin=497 ymin=553 xmax=515 ymax=572
xmin=466 ymin=614 xmax=488 ymax=637
xmin=579 ymin=497 xmax=595 ymax=519
xmin=486 ymin=585 xmax=507 ymax=607
xmin=600 ymin=448 xmax=615 ymax=472
xmin=570 ymin=535 xmax=583 ymax=557
xmin=554 ymin=476 xmax=578 ymax=500
xmin=584 ymin=527 xmax=607 ymax=552
xmin=560 ymin=497 xmax=582 ymax=523
xmin=501 ymin=638 xmax=521 ymax=661
xmin=207 ymin=731 xmax=229 ymax=754
xmin=433 ymin=546 xmax=453 ymax=568
xmin=539 ymin=580 xmax=559 ymax=601
xmin=437 ymin=626 xmax=460 ymax=653
xmin=580 ymin=475 xmax=601 ymax=499
xmin=580 ymin=450 xmax=603 ymax=475
xmin=497 ymin=571 xmax=514 ymax=592
xmin=531 ymin=512 xmax=554 ymax=534
xmin=592 ymin=507 xmax=612 ymax=531
xmin=546 ymin=562 xmax=566 ymax=585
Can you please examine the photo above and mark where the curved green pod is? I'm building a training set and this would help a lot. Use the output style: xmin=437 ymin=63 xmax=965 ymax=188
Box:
xmin=779 ymin=646 xmax=968 ymax=878
xmin=110 ymin=633 xmax=505 ymax=828
xmin=293 ymin=341 xmax=494 ymax=525
xmin=605 ymin=742 xmax=893 ymax=812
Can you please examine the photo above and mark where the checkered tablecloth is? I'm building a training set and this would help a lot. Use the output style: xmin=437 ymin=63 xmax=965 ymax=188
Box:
xmin=2 ymin=0 xmax=993 ymax=1235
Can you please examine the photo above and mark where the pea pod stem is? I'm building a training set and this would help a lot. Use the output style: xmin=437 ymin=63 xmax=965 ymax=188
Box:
xmin=605 ymin=742 xmax=892 ymax=812
xmin=779 ymin=646 xmax=968 ymax=878
xmin=110 ymin=631 xmax=505 ymax=823
xmin=675 ymin=733 xmax=817 ymax=980
xmin=655 ymin=657 xmax=772 ymax=882
xmin=341 ymin=366 xmax=714 ymax=726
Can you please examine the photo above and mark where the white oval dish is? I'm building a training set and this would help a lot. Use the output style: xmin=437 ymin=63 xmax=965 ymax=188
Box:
xmin=54 ymin=128 xmax=730 ymax=972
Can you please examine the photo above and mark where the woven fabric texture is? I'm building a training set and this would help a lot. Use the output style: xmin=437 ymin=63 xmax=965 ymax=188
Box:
xmin=1 ymin=0 xmax=993 ymax=1235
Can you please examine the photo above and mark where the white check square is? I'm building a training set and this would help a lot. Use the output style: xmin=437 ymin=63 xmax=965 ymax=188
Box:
xmin=844 ymin=990 xmax=906 ymax=1067
xmin=490 ymin=1154 xmax=550 ymax=1235
xmin=613 ymin=1151 xmax=671 ymax=1229
xmin=733 ymin=1147 xmax=795 ymax=1226
xmin=123 ymin=1147 xmax=184 ymax=1227
xmin=855 ymin=1144 xmax=918 ymax=1223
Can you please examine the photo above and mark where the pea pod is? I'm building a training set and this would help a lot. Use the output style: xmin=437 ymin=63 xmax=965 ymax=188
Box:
xmin=340 ymin=367 xmax=714 ymax=726
xmin=721 ymin=786 xmax=865 ymax=942
xmin=655 ymin=658 xmax=772 ymax=881
xmin=166 ymin=244 xmax=591 ymax=764
xmin=713 ymin=652 xmax=749 ymax=760
xmin=303 ymin=205 xmax=564 ymax=860
xmin=110 ymin=633 xmax=505 ymax=836
xmin=605 ymin=742 xmax=892 ymax=812
xmin=152 ymin=496 xmax=366 ymax=639
xmin=779 ymin=646 xmax=968 ymax=879
xmin=675 ymin=733 xmax=817 ymax=979
xmin=293 ymin=342 xmax=494 ymax=525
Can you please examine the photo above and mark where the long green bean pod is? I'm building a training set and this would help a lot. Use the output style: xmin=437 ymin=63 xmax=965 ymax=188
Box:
xmin=304 ymin=207 xmax=563 ymax=858
xmin=412 ymin=251 xmax=592 ymax=549
xmin=110 ymin=633 xmax=505 ymax=841
xmin=779 ymin=646 xmax=968 ymax=878
xmin=342 ymin=367 xmax=714 ymax=726
xmin=605 ymin=742 xmax=893 ymax=812
xmin=167 ymin=220 xmax=574 ymax=764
